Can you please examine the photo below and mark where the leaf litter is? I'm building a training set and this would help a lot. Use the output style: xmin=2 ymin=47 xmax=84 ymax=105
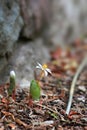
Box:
xmin=0 ymin=40 xmax=87 ymax=130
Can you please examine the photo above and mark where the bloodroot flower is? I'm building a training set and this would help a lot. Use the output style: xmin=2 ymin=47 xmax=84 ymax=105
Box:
xmin=36 ymin=62 xmax=52 ymax=77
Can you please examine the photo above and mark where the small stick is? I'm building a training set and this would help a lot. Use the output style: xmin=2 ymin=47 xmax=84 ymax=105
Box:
xmin=34 ymin=102 xmax=58 ymax=114
xmin=66 ymin=56 xmax=87 ymax=115
xmin=34 ymin=102 xmax=65 ymax=119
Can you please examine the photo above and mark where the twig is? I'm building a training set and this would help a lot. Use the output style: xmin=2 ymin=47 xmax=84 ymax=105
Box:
xmin=33 ymin=102 xmax=64 ymax=120
xmin=66 ymin=56 xmax=87 ymax=115
xmin=1 ymin=110 xmax=28 ymax=128
xmin=34 ymin=102 xmax=58 ymax=114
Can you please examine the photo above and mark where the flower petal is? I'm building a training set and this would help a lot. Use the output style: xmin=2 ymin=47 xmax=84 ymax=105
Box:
xmin=44 ymin=70 xmax=48 ymax=77
xmin=46 ymin=68 xmax=52 ymax=74
xmin=36 ymin=66 xmax=41 ymax=69
xmin=36 ymin=62 xmax=43 ymax=69
xmin=10 ymin=70 xmax=16 ymax=78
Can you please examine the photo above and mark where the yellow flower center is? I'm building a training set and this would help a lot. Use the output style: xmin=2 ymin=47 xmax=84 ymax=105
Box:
xmin=42 ymin=64 xmax=48 ymax=69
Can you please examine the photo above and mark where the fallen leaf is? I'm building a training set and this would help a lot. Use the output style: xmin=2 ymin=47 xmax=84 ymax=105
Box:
xmin=7 ymin=123 xmax=16 ymax=130
xmin=1 ymin=111 xmax=28 ymax=128
xmin=1 ymin=98 xmax=8 ymax=104
xmin=1 ymin=111 xmax=15 ymax=120
xmin=50 ymin=47 xmax=63 ymax=60
xmin=68 ymin=110 xmax=80 ymax=119
xmin=75 ymin=39 xmax=81 ymax=46
xmin=15 ymin=118 xmax=28 ymax=128
xmin=0 ymin=126 xmax=4 ymax=130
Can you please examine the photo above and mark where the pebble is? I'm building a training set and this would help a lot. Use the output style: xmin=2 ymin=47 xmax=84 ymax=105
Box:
xmin=77 ymin=96 xmax=85 ymax=102
xmin=19 ymin=78 xmax=30 ymax=89
xmin=78 ymin=85 xmax=86 ymax=92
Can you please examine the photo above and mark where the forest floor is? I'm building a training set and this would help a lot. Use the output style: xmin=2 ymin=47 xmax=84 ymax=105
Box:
xmin=0 ymin=40 xmax=87 ymax=130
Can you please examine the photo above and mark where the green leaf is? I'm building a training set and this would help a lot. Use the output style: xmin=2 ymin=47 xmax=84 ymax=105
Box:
xmin=30 ymin=80 xmax=41 ymax=100
xmin=48 ymin=111 xmax=58 ymax=119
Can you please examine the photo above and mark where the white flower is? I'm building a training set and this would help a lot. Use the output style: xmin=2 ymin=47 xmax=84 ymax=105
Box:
xmin=36 ymin=62 xmax=52 ymax=77
xmin=10 ymin=70 xmax=16 ymax=78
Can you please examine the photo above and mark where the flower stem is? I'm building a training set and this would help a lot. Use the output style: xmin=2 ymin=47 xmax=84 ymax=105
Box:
xmin=66 ymin=56 xmax=87 ymax=115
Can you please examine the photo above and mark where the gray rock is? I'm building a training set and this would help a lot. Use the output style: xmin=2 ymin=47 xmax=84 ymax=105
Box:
xmin=19 ymin=0 xmax=87 ymax=45
xmin=49 ymin=0 xmax=87 ymax=45
xmin=0 ymin=0 xmax=23 ymax=81
xmin=9 ymin=38 xmax=50 ymax=85
xmin=19 ymin=0 xmax=51 ymax=38
xmin=0 ymin=0 xmax=23 ymax=56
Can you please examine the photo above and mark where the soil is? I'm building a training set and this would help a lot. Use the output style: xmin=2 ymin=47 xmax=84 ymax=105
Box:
xmin=0 ymin=40 xmax=87 ymax=130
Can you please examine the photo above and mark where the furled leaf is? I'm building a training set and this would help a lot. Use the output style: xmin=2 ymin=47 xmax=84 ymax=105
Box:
xmin=30 ymin=80 xmax=41 ymax=100
xmin=8 ymin=71 xmax=16 ymax=96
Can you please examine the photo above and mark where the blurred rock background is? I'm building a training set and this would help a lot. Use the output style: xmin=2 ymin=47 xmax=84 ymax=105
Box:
xmin=0 ymin=0 xmax=23 ymax=84
xmin=0 ymin=0 xmax=87 ymax=85
xmin=49 ymin=0 xmax=87 ymax=45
